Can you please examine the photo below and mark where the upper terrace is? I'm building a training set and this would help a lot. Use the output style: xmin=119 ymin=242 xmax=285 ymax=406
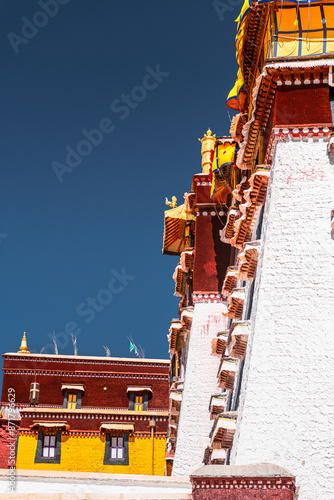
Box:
xmin=228 ymin=0 xmax=334 ymax=112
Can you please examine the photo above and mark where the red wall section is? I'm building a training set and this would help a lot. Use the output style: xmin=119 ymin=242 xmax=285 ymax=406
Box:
xmin=1 ymin=355 xmax=169 ymax=410
xmin=0 ymin=420 xmax=19 ymax=469
xmin=19 ymin=411 xmax=167 ymax=433
xmin=273 ymin=85 xmax=331 ymax=126
xmin=193 ymin=215 xmax=232 ymax=293
xmin=196 ymin=184 xmax=212 ymax=204
xmin=192 ymin=489 xmax=293 ymax=499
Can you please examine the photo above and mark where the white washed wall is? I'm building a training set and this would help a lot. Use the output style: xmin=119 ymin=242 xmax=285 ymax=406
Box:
xmin=172 ymin=302 xmax=228 ymax=476
xmin=231 ymin=140 xmax=334 ymax=500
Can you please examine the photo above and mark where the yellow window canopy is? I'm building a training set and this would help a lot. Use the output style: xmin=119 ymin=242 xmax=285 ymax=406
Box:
xmin=30 ymin=421 xmax=70 ymax=430
xmin=127 ymin=386 xmax=152 ymax=394
xmin=264 ymin=3 xmax=334 ymax=60
xmin=162 ymin=204 xmax=195 ymax=256
xmin=211 ymin=142 xmax=237 ymax=173
xmin=100 ymin=423 xmax=134 ymax=432
xmin=210 ymin=141 xmax=238 ymax=201
xmin=61 ymin=384 xmax=84 ymax=392
xmin=236 ymin=0 xmax=252 ymax=28
xmin=226 ymin=69 xmax=246 ymax=111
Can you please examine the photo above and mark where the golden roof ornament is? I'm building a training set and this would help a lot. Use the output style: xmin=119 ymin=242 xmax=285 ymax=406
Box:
xmin=165 ymin=196 xmax=177 ymax=208
xmin=18 ymin=332 xmax=30 ymax=353
xmin=198 ymin=128 xmax=216 ymax=174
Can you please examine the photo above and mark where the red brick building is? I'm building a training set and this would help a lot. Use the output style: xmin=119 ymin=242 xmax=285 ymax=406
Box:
xmin=0 ymin=336 xmax=169 ymax=475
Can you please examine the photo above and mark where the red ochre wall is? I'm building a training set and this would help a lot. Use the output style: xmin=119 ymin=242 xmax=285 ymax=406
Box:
xmin=273 ymin=85 xmax=331 ymax=126
xmin=193 ymin=181 xmax=232 ymax=293
xmin=0 ymin=420 xmax=19 ymax=469
xmin=1 ymin=356 xmax=169 ymax=410
xmin=263 ymin=84 xmax=332 ymax=157
xmin=192 ymin=489 xmax=293 ymax=500
xmin=193 ymin=215 xmax=232 ymax=293
xmin=19 ymin=412 xmax=168 ymax=434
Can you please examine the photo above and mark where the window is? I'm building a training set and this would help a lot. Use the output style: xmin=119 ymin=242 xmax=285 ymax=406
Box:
xmin=127 ymin=387 xmax=151 ymax=411
xmin=35 ymin=432 xmax=61 ymax=464
xmin=134 ymin=396 xmax=143 ymax=411
xmin=103 ymin=433 xmax=129 ymax=465
xmin=110 ymin=436 xmax=124 ymax=460
xmin=42 ymin=434 xmax=56 ymax=458
xmin=67 ymin=393 xmax=77 ymax=409
xmin=61 ymin=385 xmax=84 ymax=409
xmin=62 ymin=391 xmax=82 ymax=409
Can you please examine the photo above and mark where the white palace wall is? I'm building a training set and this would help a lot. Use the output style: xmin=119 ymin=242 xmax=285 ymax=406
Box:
xmin=172 ymin=302 xmax=228 ymax=477
xmin=230 ymin=140 xmax=334 ymax=499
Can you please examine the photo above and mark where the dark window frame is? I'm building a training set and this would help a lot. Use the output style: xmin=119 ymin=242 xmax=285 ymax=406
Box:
xmin=128 ymin=392 xmax=148 ymax=411
xmin=34 ymin=431 xmax=61 ymax=464
xmin=103 ymin=432 xmax=129 ymax=465
xmin=62 ymin=391 xmax=82 ymax=409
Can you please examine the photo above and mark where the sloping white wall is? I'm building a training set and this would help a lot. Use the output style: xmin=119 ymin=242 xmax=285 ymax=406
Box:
xmin=172 ymin=302 xmax=228 ymax=476
xmin=231 ymin=140 xmax=334 ymax=499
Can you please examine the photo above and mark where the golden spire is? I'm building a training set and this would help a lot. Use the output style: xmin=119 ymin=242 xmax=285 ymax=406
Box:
xmin=18 ymin=332 xmax=30 ymax=353
xmin=198 ymin=128 xmax=216 ymax=174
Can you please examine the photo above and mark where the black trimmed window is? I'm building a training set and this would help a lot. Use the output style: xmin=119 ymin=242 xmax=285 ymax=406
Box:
xmin=110 ymin=436 xmax=124 ymax=459
xmin=128 ymin=392 xmax=149 ymax=411
xmin=104 ymin=433 xmax=129 ymax=465
xmin=61 ymin=384 xmax=84 ymax=409
xmin=62 ymin=391 xmax=82 ymax=409
xmin=42 ymin=434 xmax=56 ymax=458
xmin=127 ymin=386 xmax=152 ymax=411
xmin=134 ymin=395 xmax=144 ymax=411
xmin=34 ymin=432 xmax=61 ymax=464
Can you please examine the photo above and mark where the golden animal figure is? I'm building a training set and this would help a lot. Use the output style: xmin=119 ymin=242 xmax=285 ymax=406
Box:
xmin=165 ymin=196 xmax=177 ymax=208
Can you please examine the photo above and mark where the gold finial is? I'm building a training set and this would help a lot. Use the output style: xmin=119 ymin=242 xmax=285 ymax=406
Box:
xmin=198 ymin=128 xmax=216 ymax=174
xmin=198 ymin=128 xmax=215 ymax=143
xmin=18 ymin=332 xmax=30 ymax=353
xmin=165 ymin=196 xmax=177 ymax=208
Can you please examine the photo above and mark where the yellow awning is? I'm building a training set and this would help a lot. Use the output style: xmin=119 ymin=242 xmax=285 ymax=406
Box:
xmin=227 ymin=69 xmax=245 ymax=111
xmin=30 ymin=421 xmax=69 ymax=430
xmin=61 ymin=384 xmax=84 ymax=392
xmin=265 ymin=3 xmax=334 ymax=60
xmin=127 ymin=386 xmax=152 ymax=394
xmin=100 ymin=423 xmax=134 ymax=432
xmin=162 ymin=204 xmax=195 ymax=256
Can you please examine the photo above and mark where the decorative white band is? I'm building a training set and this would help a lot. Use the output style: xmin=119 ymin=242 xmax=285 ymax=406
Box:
xmin=193 ymin=293 xmax=222 ymax=304
xmin=265 ymin=125 xmax=331 ymax=164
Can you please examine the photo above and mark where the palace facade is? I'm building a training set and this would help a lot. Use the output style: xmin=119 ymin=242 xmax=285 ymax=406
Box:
xmin=0 ymin=334 xmax=169 ymax=475
xmin=163 ymin=0 xmax=334 ymax=498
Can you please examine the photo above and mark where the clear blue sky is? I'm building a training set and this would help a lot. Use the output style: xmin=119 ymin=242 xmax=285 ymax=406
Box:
xmin=1 ymin=0 xmax=239 ymax=360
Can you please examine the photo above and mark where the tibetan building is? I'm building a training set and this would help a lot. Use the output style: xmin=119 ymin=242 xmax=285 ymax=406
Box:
xmin=163 ymin=0 xmax=334 ymax=498
xmin=0 ymin=334 xmax=169 ymax=475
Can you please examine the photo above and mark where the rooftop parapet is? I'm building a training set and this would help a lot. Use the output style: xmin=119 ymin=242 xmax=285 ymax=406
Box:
xmin=228 ymin=0 xmax=334 ymax=113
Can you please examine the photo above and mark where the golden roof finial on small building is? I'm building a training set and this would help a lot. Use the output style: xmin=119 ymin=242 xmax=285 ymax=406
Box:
xmin=18 ymin=332 xmax=30 ymax=353
xmin=198 ymin=128 xmax=216 ymax=174
xmin=165 ymin=196 xmax=177 ymax=208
